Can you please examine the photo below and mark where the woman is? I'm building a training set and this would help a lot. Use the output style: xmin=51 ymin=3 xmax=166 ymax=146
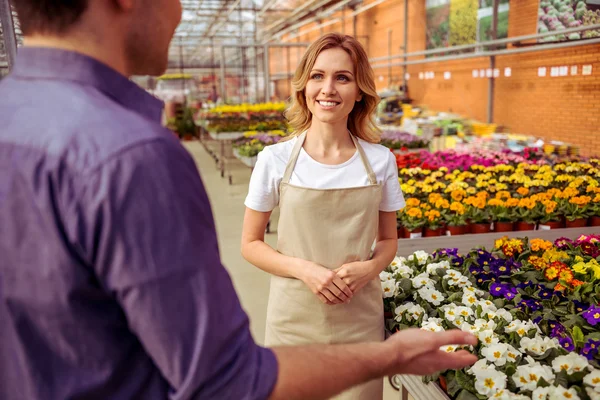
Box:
xmin=241 ymin=33 xmax=405 ymax=399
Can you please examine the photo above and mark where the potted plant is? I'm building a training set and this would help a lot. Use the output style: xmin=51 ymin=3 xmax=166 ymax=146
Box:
xmin=488 ymin=198 xmax=516 ymax=232
xmin=537 ymin=199 xmax=565 ymax=230
xmin=398 ymin=206 xmax=425 ymax=239
xmin=466 ymin=196 xmax=492 ymax=234
xmin=563 ymin=195 xmax=592 ymax=228
xmin=513 ymin=197 xmax=538 ymax=231
xmin=443 ymin=201 xmax=468 ymax=236
xmin=424 ymin=209 xmax=443 ymax=237
xmin=588 ymin=193 xmax=600 ymax=227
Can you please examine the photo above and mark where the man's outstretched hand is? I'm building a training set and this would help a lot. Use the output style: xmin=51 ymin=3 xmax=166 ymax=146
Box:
xmin=385 ymin=328 xmax=479 ymax=376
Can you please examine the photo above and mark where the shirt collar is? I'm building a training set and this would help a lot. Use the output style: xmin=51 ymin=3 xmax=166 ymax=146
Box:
xmin=12 ymin=47 xmax=164 ymax=122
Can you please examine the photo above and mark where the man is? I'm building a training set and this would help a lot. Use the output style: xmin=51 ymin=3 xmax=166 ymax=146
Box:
xmin=0 ymin=1 xmax=478 ymax=399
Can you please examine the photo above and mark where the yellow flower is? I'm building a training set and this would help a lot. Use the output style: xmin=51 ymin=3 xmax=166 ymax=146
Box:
xmin=505 ymin=198 xmax=519 ymax=207
xmin=488 ymin=199 xmax=505 ymax=207
xmin=543 ymin=249 xmax=569 ymax=263
xmin=572 ymin=262 xmax=589 ymax=275
xmin=406 ymin=208 xmax=423 ymax=218
xmin=450 ymin=202 xmax=465 ymax=215
xmin=425 ymin=210 xmax=441 ymax=222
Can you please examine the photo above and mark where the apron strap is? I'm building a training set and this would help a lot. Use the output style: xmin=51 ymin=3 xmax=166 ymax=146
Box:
xmin=282 ymin=131 xmax=378 ymax=186
xmin=282 ymin=131 xmax=306 ymax=184
xmin=350 ymin=134 xmax=378 ymax=185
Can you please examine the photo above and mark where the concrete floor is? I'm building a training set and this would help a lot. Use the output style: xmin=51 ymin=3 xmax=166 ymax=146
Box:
xmin=184 ymin=141 xmax=400 ymax=400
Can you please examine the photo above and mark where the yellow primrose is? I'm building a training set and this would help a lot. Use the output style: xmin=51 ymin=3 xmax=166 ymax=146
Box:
xmin=572 ymin=262 xmax=589 ymax=275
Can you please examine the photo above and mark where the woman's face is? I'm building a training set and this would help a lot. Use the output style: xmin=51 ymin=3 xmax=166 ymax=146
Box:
xmin=305 ymin=47 xmax=362 ymax=126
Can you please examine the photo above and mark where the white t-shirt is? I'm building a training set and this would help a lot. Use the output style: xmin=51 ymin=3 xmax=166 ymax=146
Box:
xmin=244 ymin=136 xmax=406 ymax=212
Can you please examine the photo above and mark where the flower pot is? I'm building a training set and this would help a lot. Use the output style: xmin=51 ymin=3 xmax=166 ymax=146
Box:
xmin=424 ymin=227 xmax=442 ymax=237
xmin=471 ymin=223 xmax=492 ymax=234
xmin=591 ymin=216 xmax=600 ymax=227
xmin=404 ymin=227 xmax=423 ymax=239
xmin=494 ymin=221 xmax=515 ymax=232
xmin=439 ymin=376 xmax=448 ymax=394
xmin=538 ymin=220 xmax=565 ymax=231
xmin=566 ymin=218 xmax=588 ymax=228
xmin=446 ymin=225 xmax=467 ymax=236
xmin=516 ymin=221 xmax=536 ymax=231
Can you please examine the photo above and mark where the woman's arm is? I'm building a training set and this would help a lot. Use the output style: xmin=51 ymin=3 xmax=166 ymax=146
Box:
xmin=241 ymin=208 xmax=353 ymax=304
xmin=334 ymin=211 xmax=398 ymax=292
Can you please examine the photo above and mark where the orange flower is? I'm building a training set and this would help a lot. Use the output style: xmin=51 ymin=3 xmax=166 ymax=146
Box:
xmin=530 ymin=239 xmax=553 ymax=252
xmin=406 ymin=198 xmax=421 ymax=207
xmin=571 ymin=279 xmax=585 ymax=288
xmin=451 ymin=189 xmax=466 ymax=202
xmin=425 ymin=209 xmax=441 ymax=222
xmin=435 ymin=198 xmax=450 ymax=210
xmin=488 ymin=199 xmax=505 ymax=207
xmin=505 ymin=198 xmax=520 ymax=207
xmin=554 ymin=283 xmax=566 ymax=292
xmin=496 ymin=191 xmax=512 ymax=200
xmin=570 ymin=196 xmax=592 ymax=206
xmin=406 ymin=208 xmax=423 ymax=218
xmin=558 ymin=268 xmax=574 ymax=284
xmin=517 ymin=187 xmax=530 ymax=196
xmin=528 ymin=255 xmax=546 ymax=270
xmin=450 ymin=202 xmax=465 ymax=214
xmin=544 ymin=200 xmax=558 ymax=214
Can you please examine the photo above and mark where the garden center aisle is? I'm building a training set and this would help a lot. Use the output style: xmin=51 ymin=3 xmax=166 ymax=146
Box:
xmin=183 ymin=141 xmax=400 ymax=400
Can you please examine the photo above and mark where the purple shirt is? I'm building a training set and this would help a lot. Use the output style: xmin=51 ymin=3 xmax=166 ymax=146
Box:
xmin=0 ymin=47 xmax=277 ymax=400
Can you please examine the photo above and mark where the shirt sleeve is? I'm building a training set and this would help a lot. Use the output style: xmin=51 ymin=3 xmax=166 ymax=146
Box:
xmin=380 ymin=151 xmax=405 ymax=212
xmin=72 ymin=137 xmax=278 ymax=400
xmin=244 ymin=147 xmax=279 ymax=212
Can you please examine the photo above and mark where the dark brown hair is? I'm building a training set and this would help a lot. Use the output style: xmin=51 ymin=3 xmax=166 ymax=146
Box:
xmin=284 ymin=33 xmax=381 ymax=143
xmin=14 ymin=0 xmax=89 ymax=35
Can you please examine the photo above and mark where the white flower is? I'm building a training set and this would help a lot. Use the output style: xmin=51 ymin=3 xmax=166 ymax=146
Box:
xmin=407 ymin=304 xmax=426 ymax=322
xmin=381 ymin=280 xmax=396 ymax=298
xmin=456 ymin=275 xmax=471 ymax=288
xmin=478 ymin=299 xmax=498 ymax=313
xmin=495 ymin=309 xmax=513 ymax=323
xmin=460 ymin=322 xmax=479 ymax=334
xmin=506 ymin=320 xmax=536 ymax=337
xmin=440 ymin=345 xmax=458 ymax=353
xmin=412 ymin=250 xmax=430 ymax=265
xmin=411 ymin=273 xmax=435 ymax=289
xmin=505 ymin=345 xmax=522 ymax=364
xmin=426 ymin=260 xmax=450 ymax=274
xmin=548 ymin=386 xmax=581 ymax=400
xmin=389 ymin=256 xmax=407 ymax=271
xmin=418 ymin=286 xmax=445 ymax=306
xmin=474 ymin=318 xmax=497 ymax=332
xmin=512 ymin=363 xmax=555 ymax=391
xmin=464 ymin=286 xmax=485 ymax=297
xmin=520 ymin=336 xmax=546 ymax=356
xmin=552 ymin=353 xmax=591 ymax=375
xmin=584 ymin=370 xmax=600 ymax=392
xmin=481 ymin=343 xmax=509 ymax=366
xmin=421 ymin=319 xmax=445 ymax=333
xmin=474 ymin=369 xmax=507 ymax=396
xmin=477 ymin=329 xmax=499 ymax=347
xmin=462 ymin=292 xmax=479 ymax=307
xmin=587 ymin=387 xmax=600 ymax=400
xmin=394 ymin=303 xmax=412 ymax=321
xmin=444 ymin=268 xmax=462 ymax=279
xmin=379 ymin=271 xmax=393 ymax=281
xmin=395 ymin=263 xmax=414 ymax=279
xmin=456 ymin=306 xmax=474 ymax=319
xmin=532 ymin=387 xmax=551 ymax=400
xmin=468 ymin=359 xmax=492 ymax=376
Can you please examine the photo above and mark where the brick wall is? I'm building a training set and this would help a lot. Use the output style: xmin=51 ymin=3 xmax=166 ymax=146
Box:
xmin=271 ymin=0 xmax=600 ymax=155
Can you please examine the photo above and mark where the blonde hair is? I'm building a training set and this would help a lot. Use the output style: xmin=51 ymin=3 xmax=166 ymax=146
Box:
xmin=284 ymin=33 xmax=381 ymax=143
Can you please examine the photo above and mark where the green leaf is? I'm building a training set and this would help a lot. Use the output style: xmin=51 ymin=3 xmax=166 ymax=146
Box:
xmin=537 ymin=377 xmax=551 ymax=388
xmin=552 ymin=306 xmax=569 ymax=317
xmin=555 ymin=370 xmax=569 ymax=388
xmin=504 ymin=363 xmax=517 ymax=377
xmin=446 ymin=371 xmax=460 ymax=397
xmin=398 ymin=278 xmax=412 ymax=293
xmin=455 ymin=390 xmax=480 ymax=400
xmin=543 ymin=312 xmax=556 ymax=321
xmin=448 ymin=292 xmax=462 ymax=303
xmin=493 ymin=299 xmax=505 ymax=309
xmin=573 ymin=326 xmax=585 ymax=344
xmin=567 ymin=370 xmax=589 ymax=384
xmin=455 ymin=369 xmax=476 ymax=393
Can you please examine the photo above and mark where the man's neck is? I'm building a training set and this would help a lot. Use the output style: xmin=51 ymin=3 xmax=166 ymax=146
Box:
xmin=23 ymin=35 xmax=129 ymax=77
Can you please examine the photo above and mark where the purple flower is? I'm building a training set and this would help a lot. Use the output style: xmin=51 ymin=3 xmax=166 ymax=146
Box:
xmin=451 ymin=256 xmax=465 ymax=268
xmin=518 ymin=281 xmax=536 ymax=290
xmin=559 ymin=337 xmax=575 ymax=352
xmin=490 ymin=282 xmax=505 ymax=297
xmin=520 ymin=299 xmax=542 ymax=312
xmin=581 ymin=339 xmax=600 ymax=360
xmin=583 ymin=306 xmax=600 ymax=326
xmin=538 ymin=288 xmax=553 ymax=300
xmin=551 ymin=323 xmax=566 ymax=338
xmin=469 ymin=265 xmax=483 ymax=275
xmin=434 ymin=248 xmax=459 ymax=258
xmin=573 ymin=301 xmax=590 ymax=314
xmin=533 ymin=316 xmax=543 ymax=325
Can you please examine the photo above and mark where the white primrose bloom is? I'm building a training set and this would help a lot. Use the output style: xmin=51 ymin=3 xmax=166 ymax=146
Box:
xmin=481 ymin=343 xmax=510 ymax=366
xmin=456 ymin=275 xmax=471 ymax=288
xmin=462 ymin=292 xmax=479 ymax=307
xmin=456 ymin=306 xmax=474 ymax=320
xmin=584 ymin=370 xmax=600 ymax=393
xmin=474 ymin=318 xmax=497 ymax=332
xmin=548 ymin=386 xmax=581 ymax=400
xmin=552 ymin=353 xmax=591 ymax=375
xmin=477 ymin=329 xmax=500 ymax=347
xmin=474 ymin=369 xmax=507 ymax=396
xmin=506 ymin=320 xmax=536 ymax=337
xmin=411 ymin=250 xmax=430 ymax=265
xmin=587 ymin=388 xmax=600 ymax=400
xmin=477 ymin=299 xmax=498 ymax=313
xmin=519 ymin=336 xmax=550 ymax=356
xmin=440 ymin=345 xmax=458 ymax=353
xmin=505 ymin=345 xmax=522 ymax=364
xmin=426 ymin=260 xmax=450 ymax=274
xmin=532 ymin=387 xmax=551 ymax=400
xmin=407 ymin=304 xmax=427 ymax=322
xmin=411 ymin=273 xmax=435 ymax=289
xmin=389 ymin=256 xmax=407 ymax=271
xmin=495 ymin=309 xmax=514 ymax=323
xmin=460 ymin=322 xmax=479 ymax=334
xmin=395 ymin=263 xmax=414 ymax=279
xmin=512 ymin=363 xmax=555 ymax=391
xmin=381 ymin=280 xmax=396 ymax=298
xmin=443 ymin=305 xmax=459 ymax=322
xmin=418 ymin=286 xmax=445 ymax=306
xmin=510 ymin=395 xmax=533 ymax=400
xmin=468 ymin=359 xmax=492 ymax=376
xmin=463 ymin=285 xmax=485 ymax=297
xmin=379 ymin=271 xmax=393 ymax=281
xmin=394 ymin=303 xmax=412 ymax=321
xmin=421 ymin=318 xmax=445 ymax=333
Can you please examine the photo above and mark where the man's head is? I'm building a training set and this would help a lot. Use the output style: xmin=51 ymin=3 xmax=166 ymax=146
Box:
xmin=14 ymin=0 xmax=182 ymax=76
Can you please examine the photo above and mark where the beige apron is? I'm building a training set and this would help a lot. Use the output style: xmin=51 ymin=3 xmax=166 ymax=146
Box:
xmin=265 ymin=131 xmax=385 ymax=400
